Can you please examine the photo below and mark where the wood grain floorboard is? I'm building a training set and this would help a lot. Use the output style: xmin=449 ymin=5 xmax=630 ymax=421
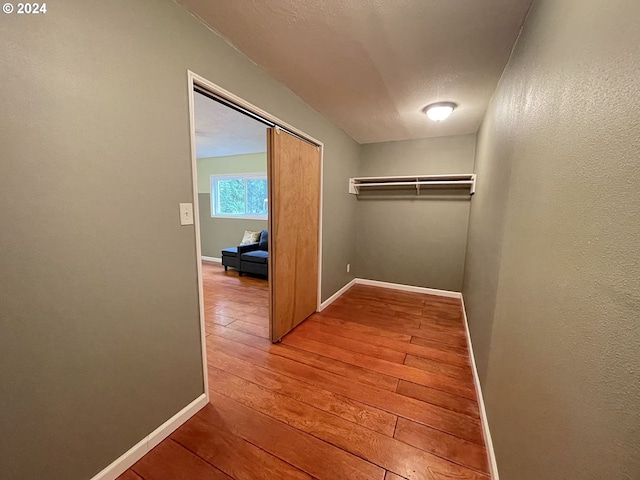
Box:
xmin=410 ymin=335 xmax=469 ymax=356
xmin=396 ymin=380 xmax=480 ymax=419
xmin=344 ymin=288 xmax=462 ymax=313
xmin=252 ymin=306 xmax=270 ymax=317
xmin=172 ymin=412 xmax=312 ymax=480
xmin=348 ymin=285 xmax=442 ymax=304
xmin=394 ymin=418 xmax=489 ymax=474
xmin=333 ymin=295 xmax=425 ymax=316
xmin=222 ymin=300 xmax=261 ymax=314
xmin=225 ymin=319 xmax=270 ymax=339
xmin=207 ymin=334 xmax=484 ymax=444
xmin=321 ymin=304 xmax=468 ymax=347
xmin=131 ymin=439 xmax=232 ymax=480
xmin=334 ymin=298 xmax=464 ymax=335
xmin=237 ymin=312 xmax=269 ymax=326
xmin=404 ymin=354 xmax=474 ymax=382
xmin=209 ymin=367 xmax=487 ymax=480
xmin=306 ymin=317 xmax=469 ymax=367
xmin=116 ymin=471 xmax=144 ymax=480
xmin=209 ymin=323 xmax=400 ymax=391
xmin=205 ymin=392 xmax=384 ymax=480
xmin=421 ymin=309 xmax=463 ymax=323
xmin=204 ymin=314 xmax=237 ymax=327
xmin=290 ymin=323 xmax=407 ymax=363
xmin=345 ymin=286 xmax=460 ymax=304
xmin=117 ymin=264 xmax=490 ymax=479
xmin=328 ymin=301 xmax=422 ymax=328
xmin=312 ymin=314 xmax=412 ymax=342
xmin=281 ymin=334 xmax=476 ymax=399
xmin=385 ymin=472 xmax=409 ymax=480
xmin=205 ymin=305 xmax=251 ymax=320
xmin=207 ymin=348 xmax=397 ymax=436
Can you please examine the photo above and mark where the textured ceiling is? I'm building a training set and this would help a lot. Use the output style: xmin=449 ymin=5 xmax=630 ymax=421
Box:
xmin=194 ymin=92 xmax=266 ymax=158
xmin=179 ymin=0 xmax=532 ymax=144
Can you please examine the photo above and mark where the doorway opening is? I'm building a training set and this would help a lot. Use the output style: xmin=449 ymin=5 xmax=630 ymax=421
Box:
xmin=194 ymin=87 xmax=271 ymax=346
xmin=187 ymin=72 xmax=324 ymax=394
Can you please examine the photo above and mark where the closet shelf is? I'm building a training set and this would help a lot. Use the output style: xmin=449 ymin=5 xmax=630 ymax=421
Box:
xmin=348 ymin=174 xmax=476 ymax=196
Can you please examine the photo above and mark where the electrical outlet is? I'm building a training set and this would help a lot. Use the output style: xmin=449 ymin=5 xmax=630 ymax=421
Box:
xmin=346 ymin=263 xmax=351 ymax=273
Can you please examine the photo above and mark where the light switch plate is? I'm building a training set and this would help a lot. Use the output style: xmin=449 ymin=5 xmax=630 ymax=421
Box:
xmin=179 ymin=203 xmax=194 ymax=225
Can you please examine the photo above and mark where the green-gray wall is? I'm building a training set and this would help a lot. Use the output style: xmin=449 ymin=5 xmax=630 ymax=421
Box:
xmin=198 ymin=194 xmax=267 ymax=259
xmin=196 ymin=154 xmax=268 ymax=258
xmin=197 ymin=153 xmax=267 ymax=193
xmin=357 ymin=135 xmax=476 ymax=291
xmin=0 ymin=1 xmax=358 ymax=479
xmin=463 ymin=0 xmax=640 ymax=478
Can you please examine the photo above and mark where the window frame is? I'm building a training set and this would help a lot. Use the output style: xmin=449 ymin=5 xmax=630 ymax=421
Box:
xmin=210 ymin=173 xmax=268 ymax=220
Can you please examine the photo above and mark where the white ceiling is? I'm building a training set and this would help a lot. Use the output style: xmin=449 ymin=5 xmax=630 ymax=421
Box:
xmin=194 ymin=91 xmax=267 ymax=158
xmin=179 ymin=0 xmax=532 ymax=144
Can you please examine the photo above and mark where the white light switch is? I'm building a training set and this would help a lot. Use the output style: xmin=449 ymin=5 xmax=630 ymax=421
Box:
xmin=179 ymin=203 xmax=194 ymax=225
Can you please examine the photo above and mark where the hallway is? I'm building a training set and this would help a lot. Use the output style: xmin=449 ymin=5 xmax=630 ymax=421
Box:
xmin=117 ymin=263 xmax=488 ymax=480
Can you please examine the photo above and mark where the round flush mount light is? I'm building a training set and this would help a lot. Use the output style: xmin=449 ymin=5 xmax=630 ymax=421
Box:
xmin=423 ymin=102 xmax=457 ymax=122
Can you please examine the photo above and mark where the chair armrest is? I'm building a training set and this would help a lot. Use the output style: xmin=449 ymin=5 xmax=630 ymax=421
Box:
xmin=238 ymin=242 xmax=260 ymax=254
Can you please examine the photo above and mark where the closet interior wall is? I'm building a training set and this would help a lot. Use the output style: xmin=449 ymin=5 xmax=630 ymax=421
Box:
xmin=354 ymin=134 xmax=476 ymax=292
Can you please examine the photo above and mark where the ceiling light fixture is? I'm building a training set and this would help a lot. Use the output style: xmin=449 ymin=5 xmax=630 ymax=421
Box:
xmin=423 ymin=102 xmax=457 ymax=122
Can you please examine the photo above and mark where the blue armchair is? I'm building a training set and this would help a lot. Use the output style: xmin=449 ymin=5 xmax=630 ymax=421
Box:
xmin=221 ymin=230 xmax=268 ymax=278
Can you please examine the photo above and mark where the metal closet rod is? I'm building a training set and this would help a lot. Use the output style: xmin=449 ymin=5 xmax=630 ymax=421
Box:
xmin=193 ymin=85 xmax=318 ymax=148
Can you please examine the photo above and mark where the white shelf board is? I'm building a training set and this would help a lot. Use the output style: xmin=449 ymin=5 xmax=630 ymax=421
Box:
xmin=349 ymin=174 xmax=476 ymax=195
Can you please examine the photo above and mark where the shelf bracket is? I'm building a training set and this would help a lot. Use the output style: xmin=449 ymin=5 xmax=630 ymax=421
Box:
xmin=348 ymin=178 xmax=358 ymax=195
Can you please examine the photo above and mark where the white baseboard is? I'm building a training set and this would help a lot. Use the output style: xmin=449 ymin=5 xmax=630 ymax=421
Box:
xmin=201 ymin=256 xmax=222 ymax=263
xmin=354 ymin=278 xmax=462 ymax=299
xmin=319 ymin=278 xmax=357 ymax=311
xmin=319 ymin=278 xmax=461 ymax=312
xmin=460 ymin=296 xmax=499 ymax=479
xmin=90 ymin=393 xmax=208 ymax=480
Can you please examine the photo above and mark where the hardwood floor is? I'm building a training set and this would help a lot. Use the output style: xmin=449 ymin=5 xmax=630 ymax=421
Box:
xmin=117 ymin=262 xmax=489 ymax=480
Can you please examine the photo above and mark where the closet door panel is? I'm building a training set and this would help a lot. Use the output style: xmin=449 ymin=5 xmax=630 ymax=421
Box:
xmin=268 ymin=128 xmax=320 ymax=342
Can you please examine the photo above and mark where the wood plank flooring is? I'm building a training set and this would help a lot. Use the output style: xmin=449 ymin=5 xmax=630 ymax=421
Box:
xmin=118 ymin=262 xmax=489 ymax=480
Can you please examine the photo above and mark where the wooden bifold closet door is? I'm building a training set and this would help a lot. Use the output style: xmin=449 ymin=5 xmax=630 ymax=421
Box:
xmin=267 ymin=127 xmax=321 ymax=342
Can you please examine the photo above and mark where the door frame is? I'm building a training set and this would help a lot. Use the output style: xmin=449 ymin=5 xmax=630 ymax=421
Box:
xmin=186 ymin=70 xmax=324 ymax=393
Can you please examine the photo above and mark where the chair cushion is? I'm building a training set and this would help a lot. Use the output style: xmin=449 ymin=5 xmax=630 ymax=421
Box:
xmin=259 ymin=230 xmax=268 ymax=251
xmin=240 ymin=230 xmax=262 ymax=245
xmin=221 ymin=247 xmax=238 ymax=257
xmin=241 ymin=250 xmax=269 ymax=264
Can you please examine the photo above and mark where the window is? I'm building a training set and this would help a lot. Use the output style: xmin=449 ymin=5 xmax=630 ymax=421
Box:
xmin=211 ymin=174 xmax=268 ymax=219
